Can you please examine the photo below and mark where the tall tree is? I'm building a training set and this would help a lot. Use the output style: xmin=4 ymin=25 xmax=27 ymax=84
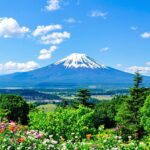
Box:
xmin=76 ymin=89 xmax=91 ymax=106
xmin=116 ymin=73 xmax=148 ymax=139
xmin=134 ymin=71 xmax=143 ymax=88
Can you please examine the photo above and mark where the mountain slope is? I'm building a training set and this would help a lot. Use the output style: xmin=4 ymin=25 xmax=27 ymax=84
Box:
xmin=0 ymin=53 xmax=148 ymax=88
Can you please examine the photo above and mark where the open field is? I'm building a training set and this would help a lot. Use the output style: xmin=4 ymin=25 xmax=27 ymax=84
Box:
xmin=37 ymin=104 xmax=57 ymax=112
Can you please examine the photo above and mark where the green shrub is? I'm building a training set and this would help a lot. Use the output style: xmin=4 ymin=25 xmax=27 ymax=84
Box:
xmin=29 ymin=106 xmax=96 ymax=140
xmin=0 ymin=95 xmax=29 ymax=124
xmin=93 ymin=102 xmax=116 ymax=129
xmin=141 ymin=95 xmax=150 ymax=134
xmin=93 ymin=96 xmax=125 ymax=129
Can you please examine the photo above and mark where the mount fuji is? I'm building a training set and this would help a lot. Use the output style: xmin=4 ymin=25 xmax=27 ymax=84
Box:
xmin=0 ymin=53 xmax=149 ymax=88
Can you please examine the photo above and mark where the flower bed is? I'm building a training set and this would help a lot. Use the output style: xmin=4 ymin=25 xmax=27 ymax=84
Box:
xmin=1 ymin=120 xmax=150 ymax=150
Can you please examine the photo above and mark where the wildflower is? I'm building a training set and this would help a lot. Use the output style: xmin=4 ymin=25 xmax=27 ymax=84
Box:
xmin=7 ymin=146 xmax=12 ymax=150
xmin=86 ymin=134 xmax=92 ymax=140
xmin=17 ymin=137 xmax=25 ymax=143
xmin=36 ymin=133 xmax=44 ymax=139
xmin=8 ymin=125 xmax=16 ymax=132
xmin=111 ymin=148 xmax=119 ymax=150
xmin=9 ymin=121 xmax=16 ymax=126
xmin=49 ymin=135 xmax=53 ymax=138
xmin=0 ymin=128 xmax=5 ymax=133
xmin=51 ymin=140 xmax=58 ymax=145
xmin=30 ymin=130 xmax=36 ymax=134
xmin=128 ymin=135 xmax=132 ymax=140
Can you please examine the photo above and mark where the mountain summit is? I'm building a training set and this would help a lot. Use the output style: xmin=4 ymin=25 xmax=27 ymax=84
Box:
xmin=55 ymin=53 xmax=106 ymax=69
xmin=0 ymin=53 xmax=149 ymax=88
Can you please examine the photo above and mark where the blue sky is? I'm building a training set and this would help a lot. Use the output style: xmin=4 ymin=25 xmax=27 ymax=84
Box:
xmin=0 ymin=0 xmax=150 ymax=75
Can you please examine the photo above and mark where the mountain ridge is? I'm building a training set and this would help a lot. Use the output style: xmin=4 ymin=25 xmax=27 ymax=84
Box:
xmin=0 ymin=53 xmax=149 ymax=88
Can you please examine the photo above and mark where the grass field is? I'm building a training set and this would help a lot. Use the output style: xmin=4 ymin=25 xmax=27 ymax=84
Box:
xmin=37 ymin=104 xmax=57 ymax=112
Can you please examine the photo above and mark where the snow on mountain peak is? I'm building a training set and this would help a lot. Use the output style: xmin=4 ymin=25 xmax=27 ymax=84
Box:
xmin=55 ymin=53 xmax=107 ymax=69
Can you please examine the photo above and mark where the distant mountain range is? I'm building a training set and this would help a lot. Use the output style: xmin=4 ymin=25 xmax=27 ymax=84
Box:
xmin=0 ymin=53 xmax=149 ymax=88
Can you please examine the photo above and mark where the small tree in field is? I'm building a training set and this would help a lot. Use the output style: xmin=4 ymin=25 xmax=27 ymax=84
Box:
xmin=76 ymin=89 xmax=91 ymax=106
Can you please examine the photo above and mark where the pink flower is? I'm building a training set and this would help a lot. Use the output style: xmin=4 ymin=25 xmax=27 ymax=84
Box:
xmin=36 ymin=133 xmax=44 ymax=139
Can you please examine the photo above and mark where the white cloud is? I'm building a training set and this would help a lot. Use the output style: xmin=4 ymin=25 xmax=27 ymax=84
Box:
xmin=126 ymin=66 xmax=150 ymax=75
xmin=0 ymin=17 xmax=30 ymax=38
xmin=141 ymin=32 xmax=150 ymax=39
xmin=65 ymin=17 xmax=76 ymax=24
xmin=100 ymin=47 xmax=110 ymax=52
xmin=116 ymin=64 xmax=123 ymax=68
xmin=90 ymin=10 xmax=108 ymax=19
xmin=0 ymin=61 xmax=39 ymax=74
xmin=130 ymin=26 xmax=138 ymax=31
xmin=45 ymin=0 xmax=61 ymax=11
xmin=40 ymin=31 xmax=71 ymax=45
xmin=38 ymin=45 xmax=57 ymax=60
xmin=32 ymin=24 xmax=62 ymax=37
xmin=146 ymin=61 xmax=150 ymax=66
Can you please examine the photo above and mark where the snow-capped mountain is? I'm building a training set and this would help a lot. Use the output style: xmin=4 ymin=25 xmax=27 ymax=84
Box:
xmin=55 ymin=53 xmax=106 ymax=69
xmin=0 ymin=53 xmax=149 ymax=88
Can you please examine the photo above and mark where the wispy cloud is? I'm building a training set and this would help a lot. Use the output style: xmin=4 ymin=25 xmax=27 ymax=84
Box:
xmin=0 ymin=17 xmax=30 ymax=38
xmin=116 ymin=64 xmax=123 ymax=68
xmin=126 ymin=66 xmax=150 ymax=75
xmin=100 ymin=47 xmax=110 ymax=52
xmin=145 ymin=61 xmax=150 ymax=66
xmin=32 ymin=24 xmax=62 ymax=37
xmin=130 ymin=26 xmax=138 ymax=31
xmin=40 ymin=31 xmax=71 ymax=45
xmin=65 ymin=17 xmax=77 ymax=24
xmin=89 ymin=10 xmax=108 ymax=19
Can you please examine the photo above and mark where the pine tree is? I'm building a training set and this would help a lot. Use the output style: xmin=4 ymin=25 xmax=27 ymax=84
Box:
xmin=76 ymin=89 xmax=91 ymax=106
xmin=116 ymin=73 xmax=147 ymax=139
xmin=134 ymin=71 xmax=143 ymax=88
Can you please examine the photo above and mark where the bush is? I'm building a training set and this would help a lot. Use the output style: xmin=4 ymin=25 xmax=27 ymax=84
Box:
xmin=0 ymin=95 xmax=29 ymax=124
xmin=141 ymin=95 xmax=150 ymax=134
xmin=29 ymin=106 xmax=96 ymax=140
xmin=93 ymin=96 xmax=125 ymax=129
xmin=93 ymin=102 xmax=116 ymax=129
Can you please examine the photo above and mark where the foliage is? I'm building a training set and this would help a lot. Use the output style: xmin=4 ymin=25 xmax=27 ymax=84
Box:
xmin=141 ymin=96 xmax=150 ymax=134
xmin=93 ymin=101 xmax=116 ymax=129
xmin=29 ymin=106 xmax=96 ymax=140
xmin=0 ymin=95 xmax=29 ymax=125
xmin=93 ymin=95 xmax=126 ymax=129
xmin=115 ymin=87 xmax=149 ymax=139
xmin=0 ymin=109 xmax=8 ymax=121
xmin=76 ymin=89 xmax=91 ymax=106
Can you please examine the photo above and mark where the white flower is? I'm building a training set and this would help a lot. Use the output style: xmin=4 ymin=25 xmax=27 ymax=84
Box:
xmin=51 ymin=140 xmax=58 ymax=145
xmin=7 ymin=146 xmax=12 ymax=150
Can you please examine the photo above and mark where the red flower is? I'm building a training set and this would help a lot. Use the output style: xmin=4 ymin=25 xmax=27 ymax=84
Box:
xmin=18 ymin=137 xmax=25 ymax=143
